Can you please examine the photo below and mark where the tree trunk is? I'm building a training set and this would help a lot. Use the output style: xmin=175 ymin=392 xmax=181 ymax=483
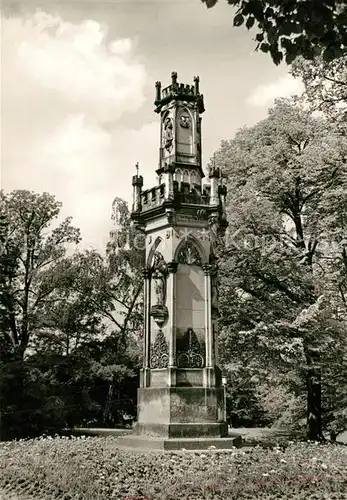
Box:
xmin=304 ymin=343 xmax=324 ymax=441
xmin=103 ymin=382 xmax=114 ymax=425
xmin=292 ymin=207 xmax=323 ymax=441
xmin=330 ymin=431 xmax=337 ymax=441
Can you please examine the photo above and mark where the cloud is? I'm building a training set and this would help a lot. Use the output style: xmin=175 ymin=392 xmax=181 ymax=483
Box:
xmin=1 ymin=10 xmax=153 ymax=250
xmin=16 ymin=12 xmax=146 ymax=122
xmin=30 ymin=117 xmax=159 ymax=249
xmin=246 ymin=74 xmax=304 ymax=107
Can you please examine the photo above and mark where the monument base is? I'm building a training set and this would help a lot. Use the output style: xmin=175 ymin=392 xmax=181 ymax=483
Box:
xmin=135 ymin=422 xmax=228 ymax=438
xmin=116 ymin=433 xmax=243 ymax=451
xmin=137 ymin=386 xmax=226 ymax=432
xmin=118 ymin=385 xmax=242 ymax=450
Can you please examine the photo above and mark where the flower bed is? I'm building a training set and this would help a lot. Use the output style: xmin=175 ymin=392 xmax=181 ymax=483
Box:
xmin=0 ymin=436 xmax=346 ymax=499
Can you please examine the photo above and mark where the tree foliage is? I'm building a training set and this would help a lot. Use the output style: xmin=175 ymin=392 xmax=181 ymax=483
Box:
xmin=56 ymin=198 xmax=145 ymax=353
xmin=201 ymin=0 xmax=347 ymax=65
xmin=0 ymin=191 xmax=143 ymax=440
xmin=0 ymin=190 xmax=81 ymax=358
xmin=214 ymin=99 xmax=347 ymax=438
xmin=292 ymin=55 xmax=347 ymax=133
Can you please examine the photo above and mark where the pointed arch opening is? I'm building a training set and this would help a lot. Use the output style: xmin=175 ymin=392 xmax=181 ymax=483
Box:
xmin=174 ymin=235 xmax=207 ymax=266
xmin=147 ymin=236 xmax=164 ymax=267
xmin=174 ymin=168 xmax=182 ymax=185
xmin=176 ymin=107 xmax=194 ymax=156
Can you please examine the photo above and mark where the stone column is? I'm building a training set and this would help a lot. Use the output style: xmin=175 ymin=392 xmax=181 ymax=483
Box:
xmin=167 ymin=261 xmax=178 ymax=387
xmin=203 ymin=264 xmax=213 ymax=369
xmin=132 ymin=174 xmax=143 ymax=213
xmin=142 ymin=267 xmax=151 ymax=387
xmin=163 ymin=165 xmax=174 ymax=200
xmin=155 ymin=80 xmax=161 ymax=102
xmin=209 ymin=167 xmax=219 ymax=207
xmin=213 ymin=323 xmax=218 ymax=366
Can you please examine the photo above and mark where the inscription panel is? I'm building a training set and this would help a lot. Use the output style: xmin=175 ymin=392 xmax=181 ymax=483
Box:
xmin=176 ymin=369 xmax=203 ymax=387
xmin=150 ymin=369 xmax=168 ymax=387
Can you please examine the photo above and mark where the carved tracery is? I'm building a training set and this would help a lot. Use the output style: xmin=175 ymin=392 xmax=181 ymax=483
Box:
xmin=150 ymin=329 xmax=169 ymax=369
xmin=176 ymin=329 xmax=205 ymax=368
xmin=177 ymin=240 xmax=202 ymax=266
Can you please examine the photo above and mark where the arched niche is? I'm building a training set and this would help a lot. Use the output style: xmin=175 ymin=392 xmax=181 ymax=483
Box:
xmin=162 ymin=110 xmax=174 ymax=155
xmin=174 ymin=236 xmax=207 ymax=340
xmin=174 ymin=235 xmax=207 ymax=266
xmin=189 ymin=169 xmax=196 ymax=184
xmin=183 ymin=169 xmax=190 ymax=183
xmin=176 ymin=107 xmax=194 ymax=155
xmin=147 ymin=236 xmax=164 ymax=267
xmin=174 ymin=168 xmax=182 ymax=184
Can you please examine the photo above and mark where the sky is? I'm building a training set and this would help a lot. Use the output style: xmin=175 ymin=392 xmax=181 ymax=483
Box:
xmin=1 ymin=0 xmax=303 ymax=251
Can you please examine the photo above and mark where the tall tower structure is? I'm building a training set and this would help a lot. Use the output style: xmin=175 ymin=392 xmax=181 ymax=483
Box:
xmin=122 ymin=72 xmax=240 ymax=450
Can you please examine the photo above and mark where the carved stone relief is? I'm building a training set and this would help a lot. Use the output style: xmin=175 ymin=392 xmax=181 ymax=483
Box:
xmin=163 ymin=115 xmax=174 ymax=153
xmin=151 ymin=252 xmax=167 ymax=304
xmin=209 ymin=214 xmax=219 ymax=237
xmin=150 ymin=329 xmax=169 ymax=369
xmin=179 ymin=114 xmax=190 ymax=128
xmin=150 ymin=251 xmax=169 ymax=327
xmin=176 ymin=328 xmax=205 ymax=368
xmin=176 ymin=214 xmax=206 ymax=225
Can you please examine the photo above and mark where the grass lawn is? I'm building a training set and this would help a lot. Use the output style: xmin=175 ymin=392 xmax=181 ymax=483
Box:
xmin=0 ymin=434 xmax=346 ymax=499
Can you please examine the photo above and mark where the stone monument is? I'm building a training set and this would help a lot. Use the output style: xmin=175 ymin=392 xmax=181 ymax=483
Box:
xmin=118 ymin=72 xmax=242 ymax=450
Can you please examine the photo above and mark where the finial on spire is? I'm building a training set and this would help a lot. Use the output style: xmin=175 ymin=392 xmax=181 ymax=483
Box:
xmin=171 ymin=71 xmax=178 ymax=86
xmin=155 ymin=81 xmax=161 ymax=101
xmin=209 ymin=154 xmax=220 ymax=179
xmin=194 ymin=76 xmax=200 ymax=94
xmin=135 ymin=162 xmax=139 ymax=176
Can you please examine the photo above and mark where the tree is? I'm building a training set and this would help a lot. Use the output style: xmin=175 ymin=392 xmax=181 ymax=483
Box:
xmin=0 ymin=190 xmax=81 ymax=359
xmin=33 ymin=287 xmax=104 ymax=356
xmin=41 ymin=197 xmax=145 ymax=426
xmin=0 ymin=212 xmax=20 ymax=351
xmin=0 ymin=191 xmax=144 ymax=439
xmin=64 ymin=198 xmax=145 ymax=352
xmin=201 ymin=0 xmax=347 ymax=64
xmin=291 ymin=55 xmax=347 ymax=133
xmin=0 ymin=191 xmax=82 ymax=439
xmin=214 ymin=99 xmax=347 ymax=440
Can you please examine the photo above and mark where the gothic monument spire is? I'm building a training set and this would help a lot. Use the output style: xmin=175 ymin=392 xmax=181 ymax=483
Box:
xmin=120 ymin=73 xmax=241 ymax=450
